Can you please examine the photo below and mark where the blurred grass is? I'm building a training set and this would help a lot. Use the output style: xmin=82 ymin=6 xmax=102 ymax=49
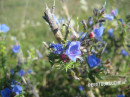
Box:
xmin=0 ymin=0 xmax=130 ymax=52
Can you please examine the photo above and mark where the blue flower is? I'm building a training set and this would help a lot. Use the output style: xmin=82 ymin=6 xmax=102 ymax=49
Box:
xmin=111 ymin=9 xmax=118 ymax=16
xmin=120 ymin=49 xmax=129 ymax=56
xmin=12 ymin=45 xmax=20 ymax=53
xmin=11 ymin=80 xmax=20 ymax=88
xmin=10 ymin=69 xmax=14 ymax=75
xmin=18 ymin=69 xmax=25 ymax=77
xmin=108 ymin=28 xmax=114 ymax=37
xmin=117 ymin=94 xmax=124 ymax=97
xmin=119 ymin=18 xmax=124 ymax=24
xmin=87 ymin=55 xmax=100 ymax=68
xmin=12 ymin=85 xmax=22 ymax=95
xmin=27 ymin=69 xmax=33 ymax=74
xmin=0 ymin=24 xmax=10 ymax=33
xmin=50 ymin=43 xmax=63 ymax=54
xmin=89 ymin=20 xmax=93 ymax=25
xmin=1 ymin=88 xmax=11 ymax=97
xmin=66 ymin=41 xmax=81 ymax=62
xmin=11 ymin=80 xmax=17 ymax=85
xmin=94 ymin=26 xmax=105 ymax=37
xmin=104 ymin=14 xmax=114 ymax=20
xmin=79 ymin=85 xmax=84 ymax=91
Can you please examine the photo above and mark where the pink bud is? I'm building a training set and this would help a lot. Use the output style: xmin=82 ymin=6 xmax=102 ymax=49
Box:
xmin=61 ymin=54 xmax=66 ymax=59
xmin=95 ymin=69 xmax=98 ymax=72
xmin=90 ymin=32 xmax=94 ymax=38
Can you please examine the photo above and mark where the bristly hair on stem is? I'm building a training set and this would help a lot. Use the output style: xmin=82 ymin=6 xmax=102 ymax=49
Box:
xmin=64 ymin=18 xmax=71 ymax=40
xmin=43 ymin=3 xmax=63 ymax=43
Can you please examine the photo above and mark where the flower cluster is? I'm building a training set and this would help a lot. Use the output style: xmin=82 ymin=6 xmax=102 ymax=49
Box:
xmin=46 ymin=6 xmax=127 ymax=71
xmin=48 ymin=41 xmax=82 ymax=64
xmin=1 ymin=88 xmax=11 ymax=97
xmin=103 ymin=9 xmax=118 ymax=21
xmin=1 ymin=80 xmax=22 ymax=97
xmin=12 ymin=85 xmax=22 ymax=95
xmin=44 ymin=3 xmax=129 ymax=89
xmin=1 ymin=68 xmax=33 ymax=97
xmin=50 ymin=43 xmax=63 ymax=54
xmin=11 ymin=80 xmax=22 ymax=95
xmin=10 ymin=69 xmax=33 ymax=76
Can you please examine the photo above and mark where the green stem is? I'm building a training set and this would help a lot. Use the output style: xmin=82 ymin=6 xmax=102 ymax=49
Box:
xmin=71 ymin=69 xmax=95 ymax=97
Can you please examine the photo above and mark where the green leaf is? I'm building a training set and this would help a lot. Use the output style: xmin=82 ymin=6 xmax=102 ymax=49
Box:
xmin=88 ymin=72 xmax=96 ymax=83
xmin=123 ymin=64 xmax=127 ymax=74
xmin=95 ymin=74 xmax=103 ymax=80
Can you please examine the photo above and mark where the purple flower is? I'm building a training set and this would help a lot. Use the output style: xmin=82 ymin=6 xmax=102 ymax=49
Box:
xmin=0 ymin=24 xmax=10 ymax=33
xmin=108 ymin=28 xmax=114 ymax=37
xmin=104 ymin=14 xmax=114 ymax=20
xmin=117 ymin=94 xmax=124 ymax=97
xmin=12 ymin=45 xmax=20 ymax=53
xmin=1 ymin=88 xmax=11 ymax=97
xmin=18 ymin=69 xmax=25 ymax=77
xmin=120 ymin=49 xmax=129 ymax=56
xmin=12 ymin=85 xmax=22 ymax=95
xmin=94 ymin=26 xmax=105 ymax=37
xmin=79 ymin=85 xmax=84 ymax=91
xmin=66 ymin=41 xmax=81 ymax=62
xmin=50 ymin=43 xmax=63 ymax=54
xmin=87 ymin=55 xmax=100 ymax=68
xmin=111 ymin=9 xmax=118 ymax=16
